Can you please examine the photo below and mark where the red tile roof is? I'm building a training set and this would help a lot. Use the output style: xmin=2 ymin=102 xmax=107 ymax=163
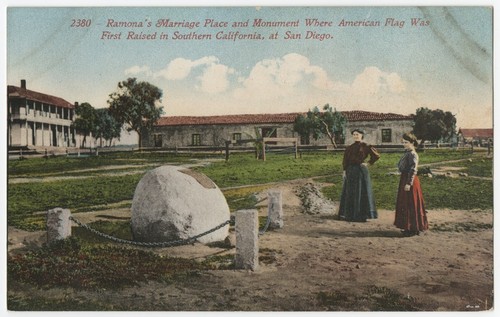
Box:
xmin=8 ymin=85 xmax=74 ymax=109
xmin=458 ymin=128 xmax=493 ymax=138
xmin=156 ymin=110 xmax=412 ymax=126
xmin=344 ymin=110 xmax=412 ymax=121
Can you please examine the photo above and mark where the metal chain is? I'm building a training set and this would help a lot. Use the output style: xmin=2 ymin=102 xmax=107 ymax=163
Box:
xmin=258 ymin=215 xmax=270 ymax=236
xmin=258 ymin=201 xmax=272 ymax=236
xmin=69 ymin=216 xmax=232 ymax=248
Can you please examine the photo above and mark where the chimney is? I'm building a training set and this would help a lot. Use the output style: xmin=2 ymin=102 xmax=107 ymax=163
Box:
xmin=20 ymin=79 xmax=26 ymax=89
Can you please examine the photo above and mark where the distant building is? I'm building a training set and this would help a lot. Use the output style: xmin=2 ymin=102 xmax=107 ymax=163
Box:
xmin=142 ymin=110 xmax=414 ymax=148
xmin=458 ymin=128 xmax=493 ymax=146
xmin=7 ymin=80 xmax=83 ymax=150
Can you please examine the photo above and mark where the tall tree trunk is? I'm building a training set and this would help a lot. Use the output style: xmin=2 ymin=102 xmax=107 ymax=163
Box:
xmin=82 ymin=135 xmax=87 ymax=149
xmin=319 ymin=119 xmax=337 ymax=148
xmin=137 ymin=131 xmax=142 ymax=149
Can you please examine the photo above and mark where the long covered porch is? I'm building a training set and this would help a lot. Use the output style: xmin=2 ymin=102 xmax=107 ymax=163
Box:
xmin=9 ymin=120 xmax=82 ymax=148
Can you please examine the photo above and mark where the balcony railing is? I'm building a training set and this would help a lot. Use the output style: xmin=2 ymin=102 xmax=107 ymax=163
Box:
xmin=11 ymin=112 xmax=73 ymax=125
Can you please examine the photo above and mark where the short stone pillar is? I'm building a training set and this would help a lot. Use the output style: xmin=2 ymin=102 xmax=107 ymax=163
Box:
xmin=235 ymin=209 xmax=259 ymax=270
xmin=268 ymin=191 xmax=284 ymax=229
xmin=46 ymin=208 xmax=71 ymax=244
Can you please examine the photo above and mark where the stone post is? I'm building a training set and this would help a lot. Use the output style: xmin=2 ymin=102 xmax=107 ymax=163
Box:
xmin=47 ymin=208 xmax=71 ymax=244
xmin=268 ymin=190 xmax=284 ymax=229
xmin=235 ymin=209 xmax=259 ymax=270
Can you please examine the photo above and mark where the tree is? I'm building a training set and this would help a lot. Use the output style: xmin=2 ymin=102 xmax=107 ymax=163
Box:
xmin=108 ymin=78 xmax=163 ymax=148
xmin=252 ymin=127 xmax=277 ymax=159
xmin=210 ymin=126 xmax=226 ymax=147
xmin=293 ymin=104 xmax=347 ymax=148
xmin=412 ymin=107 xmax=457 ymax=145
xmin=71 ymin=102 xmax=96 ymax=148
xmin=94 ymin=108 xmax=122 ymax=147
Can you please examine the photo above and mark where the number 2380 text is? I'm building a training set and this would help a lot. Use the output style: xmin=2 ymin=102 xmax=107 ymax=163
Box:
xmin=71 ymin=19 xmax=91 ymax=27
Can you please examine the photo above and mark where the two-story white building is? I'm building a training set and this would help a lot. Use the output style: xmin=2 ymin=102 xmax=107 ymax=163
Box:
xmin=7 ymin=80 xmax=82 ymax=150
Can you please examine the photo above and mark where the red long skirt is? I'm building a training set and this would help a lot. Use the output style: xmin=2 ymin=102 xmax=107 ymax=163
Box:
xmin=394 ymin=174 xmax=428 ymax=232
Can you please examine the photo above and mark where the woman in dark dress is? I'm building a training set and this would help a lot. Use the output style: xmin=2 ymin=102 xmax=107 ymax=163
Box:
xmin=394 ymin=132 xmax=428 ymax=236
xmin=338 ymin=129 xmax=380 ymax=222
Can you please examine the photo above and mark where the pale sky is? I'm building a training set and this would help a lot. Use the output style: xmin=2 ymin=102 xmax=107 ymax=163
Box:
xmin=4 ymin=2 xmax=494 ymax=136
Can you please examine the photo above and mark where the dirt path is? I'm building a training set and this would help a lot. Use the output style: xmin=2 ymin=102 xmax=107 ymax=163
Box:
xmin=8 ymin=159 xmax=224 ymax=184
xmin=7 ymin=178 xmax=493 ymax=311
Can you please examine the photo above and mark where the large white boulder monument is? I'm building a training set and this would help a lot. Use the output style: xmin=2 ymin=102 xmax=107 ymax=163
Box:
xmin=131 ymin=165 xmax=230 ymax=244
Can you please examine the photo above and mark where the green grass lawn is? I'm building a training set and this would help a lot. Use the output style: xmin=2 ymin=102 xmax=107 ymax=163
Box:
xmin=198 ymin=152 xmax=343 ymax=188
xmin=7 ymin=151 xmax=219 ymax=178
xmin=321 ymin=169 xmax=493 ymax=211
xmin=7 ymin=149 xmax=493 ymax=230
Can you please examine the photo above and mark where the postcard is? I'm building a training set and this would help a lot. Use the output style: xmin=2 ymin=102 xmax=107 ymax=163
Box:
xmin=4 ymin=2 xmax=495 ymax=313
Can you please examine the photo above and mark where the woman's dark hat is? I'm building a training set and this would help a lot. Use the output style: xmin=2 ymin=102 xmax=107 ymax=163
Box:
xmin=351 ymin=129 xmax=365 ymax=135
xmin=403 ymin=132 xmax=419 ymax=146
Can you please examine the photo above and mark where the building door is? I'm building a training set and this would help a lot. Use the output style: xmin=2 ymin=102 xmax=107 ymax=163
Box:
xmin=154 ymin=134 xmax=163 ymax=147
xmin=30 ymin=122 xmax=35 ymax=146
xmin=261 ymin=127 xmax=277 ymax=145
xmin=261 ymin=127 xmax=277 ymax=138
xmin=52 ymin=125 xmax=58 ymax=147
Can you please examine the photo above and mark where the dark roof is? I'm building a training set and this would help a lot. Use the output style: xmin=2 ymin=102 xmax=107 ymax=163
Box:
xmin=8 ymin=85 xmax=74 ymax=109
xmin=156 ymin=110 xmax=412 ymax=126
xmin=458 ymin=128 xmax=493 ymax=138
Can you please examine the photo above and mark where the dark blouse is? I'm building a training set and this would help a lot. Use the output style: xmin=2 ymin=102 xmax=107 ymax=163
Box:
xmin=398 ymin=150 xmax=419 ymax=185
xmin=342 ymin=141 xmax=380 ymax=170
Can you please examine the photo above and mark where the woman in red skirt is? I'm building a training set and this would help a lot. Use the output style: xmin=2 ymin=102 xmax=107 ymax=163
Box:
xmin=394 ymin=133 xmax=428 ymax=236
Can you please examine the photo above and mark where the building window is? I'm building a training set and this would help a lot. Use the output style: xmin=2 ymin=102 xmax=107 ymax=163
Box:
xmin=232 ymin=133 xmax=242 ymax=143
xmin=11 ymin=104 xmax=19 ymax=115
xmin=382 ymin=129 xmax=392 ymax=143
xmin=192 ymin=134 xmax=201 ymax=146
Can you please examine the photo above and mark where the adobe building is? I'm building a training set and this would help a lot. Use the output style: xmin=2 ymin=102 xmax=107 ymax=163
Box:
xmin=457 ymin=128 xmax=493 ymax=146
xmin=7 ymin=80 xmax=83 ymax=151
xmin=142 ymin=110 xmax=414 ymax=149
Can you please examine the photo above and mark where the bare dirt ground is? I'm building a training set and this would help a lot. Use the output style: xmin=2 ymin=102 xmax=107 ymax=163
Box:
xmin=7 ymin=178 xmax=494 ymax=312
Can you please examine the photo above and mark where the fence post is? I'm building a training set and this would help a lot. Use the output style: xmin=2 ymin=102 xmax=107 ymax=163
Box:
xmin=46 ymin=208 xmax=72 ymax=244
xmin=294 ymin=139 xmax=298 ymax=159
xmin=235 ymin=209 xmax=259 ymax=270
xmin=225 ymin=140 xmax=230 ymax=162
xmin=262 ymin=140 xmax=266 ymax=161
xmin=268 ymin=191 xmax=284 ymax=229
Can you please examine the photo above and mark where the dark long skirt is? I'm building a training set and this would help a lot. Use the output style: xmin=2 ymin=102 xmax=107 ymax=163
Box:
xmin=394 ymin=174 xmax=428 ymax=232
xmin=338 ymin=164 xmax=377 ymax=222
